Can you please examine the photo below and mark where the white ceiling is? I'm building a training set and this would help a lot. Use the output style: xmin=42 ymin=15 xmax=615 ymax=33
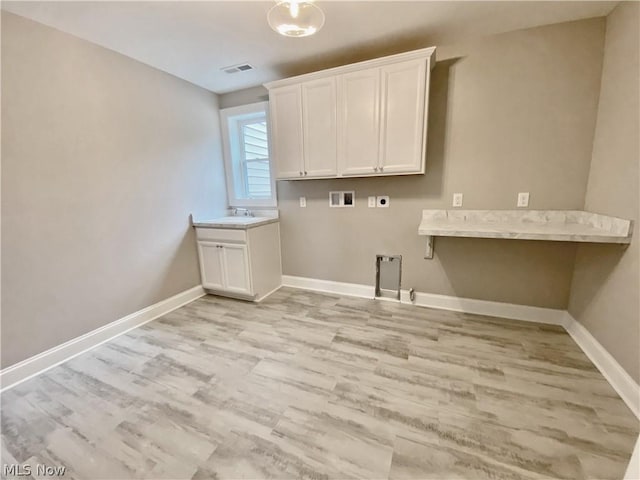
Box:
xmin=2 ymin=1 xmax=617 ymax=94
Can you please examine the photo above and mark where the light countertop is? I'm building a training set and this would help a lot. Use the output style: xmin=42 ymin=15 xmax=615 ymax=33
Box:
xmin=418 ymin=210 xmax=633 ymax=244
xmin=192 ymin=216 xmax=279 ymax=230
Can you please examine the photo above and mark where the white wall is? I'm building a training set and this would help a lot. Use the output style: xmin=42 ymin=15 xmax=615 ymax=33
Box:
xmin=271 ymin=18 xmax=605 ymax=309
xmin=1 ymin=12 xmax=228 ymax=368
xmin=568 ymin=2 xmax=640 ymax=383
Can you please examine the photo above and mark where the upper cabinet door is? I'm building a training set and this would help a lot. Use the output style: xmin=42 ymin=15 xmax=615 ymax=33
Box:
xmin=301 ymin=78 xmax=337 ymax=178
xmin=337 ymin=68 xmax=381 ymax=176
xmin=269 ymin=85 xmax=304 ymax=179
xmin=379 ymin=59 xmax=427 ymax=174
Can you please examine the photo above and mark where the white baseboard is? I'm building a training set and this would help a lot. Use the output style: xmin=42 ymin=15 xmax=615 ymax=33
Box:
xmin=400 ymin=289 xmax=566 ymax=325
xmin=282 ymin=275 xmax=639 ymax=424
xmin=282 ymin=275 xmax=565 ymax=325
xmin=564 ymin=312 xmax=640 ymax=420
xmin=625 ymin=436 xmax=640 ymax=480
xmin=282 ymin=275 xmax=375 ymax=299
xmin=0 ymin=285 xmax=206 ymax=392
xmin=256 ymin=284 xmax=283 ymax=303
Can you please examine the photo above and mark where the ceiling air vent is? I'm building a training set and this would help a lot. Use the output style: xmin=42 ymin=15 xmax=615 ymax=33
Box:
xmin=221 ymin=63 xmax=254 ymax=74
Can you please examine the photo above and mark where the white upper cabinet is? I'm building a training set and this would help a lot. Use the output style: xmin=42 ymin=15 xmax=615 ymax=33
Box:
xmin=337 ymin=68 xmax=381 ymax=176
xmin=270 ymin=80 xmax=338 ymax=179
xmin=379 ymin=59 xmax=427 ymax=174
xmin=301 ymin=78 xmax=338 ymax=178
xmin=269 ymin=85 xmax=304 ymax=179
xmin=265 ymin=46 xmax=435 ymax=180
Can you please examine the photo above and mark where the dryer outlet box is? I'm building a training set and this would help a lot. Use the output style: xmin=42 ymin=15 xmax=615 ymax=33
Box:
xmin=377 ymin=196 xmax=390 ymax=208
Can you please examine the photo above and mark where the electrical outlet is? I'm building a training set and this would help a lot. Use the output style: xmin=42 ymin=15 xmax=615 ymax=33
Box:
xmin=377 ymin=196 xmax=390 ymax=208
xmin=452 ymin=193 xmax=463 ymax=207
xmin=368 ymin=196 xmax=376 ymax=208
xmin=517 ymin=192 xmax=530 ymax=208
xmin=299 ymin=196 xmax=306 ymax=208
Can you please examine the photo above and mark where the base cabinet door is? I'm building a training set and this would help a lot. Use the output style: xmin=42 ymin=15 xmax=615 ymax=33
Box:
xmin=221 ymin=243 xmax=252 ymax=295
xmin=197 ymin=242 xmax=225 ymax=290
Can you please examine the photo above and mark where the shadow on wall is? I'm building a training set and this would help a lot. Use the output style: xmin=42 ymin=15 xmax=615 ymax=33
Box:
xmin=153 ymin=223 xmax=203 ymax=301
xmin=435 ymin=237 xmax=578 ymax=307
xmin=276 ymin=57 xmax=461 ymax=283
xmin=569 ymin=243 xmax=628 ymax=317
xmin=419 ymin=56 xmax=460 ymax=198
xmin=275 ymin=55 xmax=577 ymax=308
xmin=275 ymin=56 xmax=460 ymax=202
xmin=272 ymin=18 xmax=441 ymax=79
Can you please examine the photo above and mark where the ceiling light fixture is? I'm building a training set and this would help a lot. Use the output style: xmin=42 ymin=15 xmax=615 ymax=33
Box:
xmin=267 ymin=0 xmax=325 ymax=38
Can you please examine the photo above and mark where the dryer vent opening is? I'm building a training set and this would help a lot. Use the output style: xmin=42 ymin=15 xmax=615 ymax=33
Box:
xmin=375 ymin=255 xmax=402 ymax=300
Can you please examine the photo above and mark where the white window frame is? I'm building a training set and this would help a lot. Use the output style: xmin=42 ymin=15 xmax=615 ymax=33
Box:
xmin=220 ymin=101 xmax=277 ymax=208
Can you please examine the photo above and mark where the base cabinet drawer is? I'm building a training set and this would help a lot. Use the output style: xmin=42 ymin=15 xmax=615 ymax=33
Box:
xmin=195 ymin=227 xmax=246 ymax=243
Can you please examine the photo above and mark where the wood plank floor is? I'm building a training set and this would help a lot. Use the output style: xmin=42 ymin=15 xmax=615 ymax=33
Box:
xmin=2 ymin=288 xmax=638 ymax=479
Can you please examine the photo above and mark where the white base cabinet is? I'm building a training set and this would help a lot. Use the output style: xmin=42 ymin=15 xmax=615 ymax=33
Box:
xmin=195 ymin=222 xmax=282 ymax=301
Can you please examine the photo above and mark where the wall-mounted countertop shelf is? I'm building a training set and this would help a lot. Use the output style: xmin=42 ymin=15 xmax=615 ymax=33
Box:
xmin=418 ymin=210 xmax=633 ymax=259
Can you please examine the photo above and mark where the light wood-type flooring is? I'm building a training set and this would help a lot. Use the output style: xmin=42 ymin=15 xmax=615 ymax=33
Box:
xmin=2 ymin=288 xmax=638 ymax=479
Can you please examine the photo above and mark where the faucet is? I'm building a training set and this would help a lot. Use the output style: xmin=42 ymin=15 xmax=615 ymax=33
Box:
xmin=232 ymin=207 xmax=254 ymax=217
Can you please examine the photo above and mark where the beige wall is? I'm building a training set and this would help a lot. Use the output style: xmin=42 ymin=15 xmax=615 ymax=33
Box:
xmin=568 ymin=3 xmax=640 ymax=383
xmin=273 ymin=18 xmax=605 ymax=308
xmin=1 ymin=12 xmax=227 ymax=368
xmin=219 ymin=86 xmax=268 ymax=110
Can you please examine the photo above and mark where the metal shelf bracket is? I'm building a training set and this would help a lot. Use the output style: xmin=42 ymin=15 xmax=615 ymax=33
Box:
xmin=424 ymin=235 xmax=434 ymax=259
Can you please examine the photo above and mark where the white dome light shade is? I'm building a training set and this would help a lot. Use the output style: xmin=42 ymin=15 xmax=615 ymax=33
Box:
xmin=268 ymin=1 xmax=325 ymax=38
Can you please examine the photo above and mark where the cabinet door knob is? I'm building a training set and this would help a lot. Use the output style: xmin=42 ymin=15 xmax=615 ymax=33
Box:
xmin=299 ymin=171 xmax=303 ymax=176
xmin=374 ymin=167 xmax=378 ymax=172
xmin=304 ymin=171 xmax=308 ymax=176
xmin=380 ymin=166 xmax=384 ymax=172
